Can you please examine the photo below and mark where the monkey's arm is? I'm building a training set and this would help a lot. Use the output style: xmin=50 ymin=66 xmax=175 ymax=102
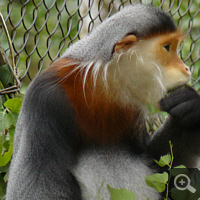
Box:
xmin=148 ymin=86 xmax=200 ymax=168
xmin=6 ymin=71 xmax=82 ymax=200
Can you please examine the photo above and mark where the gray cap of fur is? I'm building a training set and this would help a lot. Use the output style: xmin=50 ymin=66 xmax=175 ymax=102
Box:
xmin=62 ymin=4 xmax=176 ymax=63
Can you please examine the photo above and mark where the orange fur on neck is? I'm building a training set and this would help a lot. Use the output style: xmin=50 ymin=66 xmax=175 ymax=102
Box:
xmin=49 ymin=58 xmax=141 ymax=145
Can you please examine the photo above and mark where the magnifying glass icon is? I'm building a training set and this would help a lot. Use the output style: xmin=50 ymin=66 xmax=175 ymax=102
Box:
xmin=174 ymin=174 xmax=196 ymax=193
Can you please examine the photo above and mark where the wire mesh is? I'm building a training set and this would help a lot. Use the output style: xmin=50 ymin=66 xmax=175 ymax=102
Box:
xmin=0 ymin=0 xmax=199 ymax=87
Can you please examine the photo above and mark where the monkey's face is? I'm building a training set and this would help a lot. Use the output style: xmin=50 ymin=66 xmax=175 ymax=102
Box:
xmin=150 ymin=32 xmax=191 ymax=91
xmin=108 ymin=31 xmax=190 ymax=110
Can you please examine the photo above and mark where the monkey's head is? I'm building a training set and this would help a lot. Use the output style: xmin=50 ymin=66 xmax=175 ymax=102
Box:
xmin=62 ymin=4 xmax=190 ymax=113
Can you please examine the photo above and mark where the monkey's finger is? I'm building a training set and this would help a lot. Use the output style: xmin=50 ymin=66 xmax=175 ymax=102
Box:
xmin=160 ymin=86 xmax=198 ymax=112
xmin=167 ymin=98 xmax=200 ymax=128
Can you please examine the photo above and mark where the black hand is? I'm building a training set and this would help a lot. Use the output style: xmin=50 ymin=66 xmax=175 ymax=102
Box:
xmin=160 ymin=86 xmax=200 ymax=129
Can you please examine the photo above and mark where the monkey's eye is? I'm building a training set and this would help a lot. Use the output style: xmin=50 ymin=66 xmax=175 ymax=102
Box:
xmin=164 ymin=44 xmax=171 ymax=52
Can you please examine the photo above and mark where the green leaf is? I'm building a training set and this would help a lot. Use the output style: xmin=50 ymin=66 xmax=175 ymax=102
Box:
xmin=0 ymin=134 xmax=4 ymax=156
xmin=0 ymin=173 xmax=6 ymax=199
xmin=160 ymin=111 xmax=168 ymax=120
xmin=107 ymin=185 xmax=136 ymax=200
xmin=155 ymin=154 xmax=171 ymax=167
xmin=0 ymin=162 xmax=10 ymax=173
xmin=147 ymin=103 xmax=155 ymax=113
xmin=4 ymin=112 xmax=18 ymax=128
xmin=146 ymin=172 xmax=168 ymax=193
xmin=0 ymin=125 xmax=14 ymax=167
xmin=173 ymin=165 xmax=187 ymax=169
xmin=4 ymin=98 xmax=22 ymax=114
xmin=0 ymin=64 xmax=14 ymax=89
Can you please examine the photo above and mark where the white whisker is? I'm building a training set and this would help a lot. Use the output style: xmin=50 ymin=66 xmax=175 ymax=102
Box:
xmin=92 ymin=60 xmax=103 ymax=88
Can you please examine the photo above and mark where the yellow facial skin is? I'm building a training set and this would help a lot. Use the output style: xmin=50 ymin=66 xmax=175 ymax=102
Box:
xmin=152 ymin=32 xmax=190 ymax=89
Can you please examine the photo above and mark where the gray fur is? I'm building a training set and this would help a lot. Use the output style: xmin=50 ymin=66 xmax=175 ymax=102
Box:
xmin=62 ymin=4 xmax=175 ymax=62
xmin=72 ymin=147 xmax=160 ymax=200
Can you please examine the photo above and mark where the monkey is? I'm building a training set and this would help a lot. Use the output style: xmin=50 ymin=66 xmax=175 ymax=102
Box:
xmin=6 ymin=3 xmax=200 ymax=200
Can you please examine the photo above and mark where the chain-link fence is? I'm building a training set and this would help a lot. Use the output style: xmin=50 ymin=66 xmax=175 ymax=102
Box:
xmin=0 ymin=0 xmax=200 ymax=89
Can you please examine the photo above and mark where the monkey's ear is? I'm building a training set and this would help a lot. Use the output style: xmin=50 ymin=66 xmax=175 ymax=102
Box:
xmin=114 ymin=35 xmax=137 ymax=53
